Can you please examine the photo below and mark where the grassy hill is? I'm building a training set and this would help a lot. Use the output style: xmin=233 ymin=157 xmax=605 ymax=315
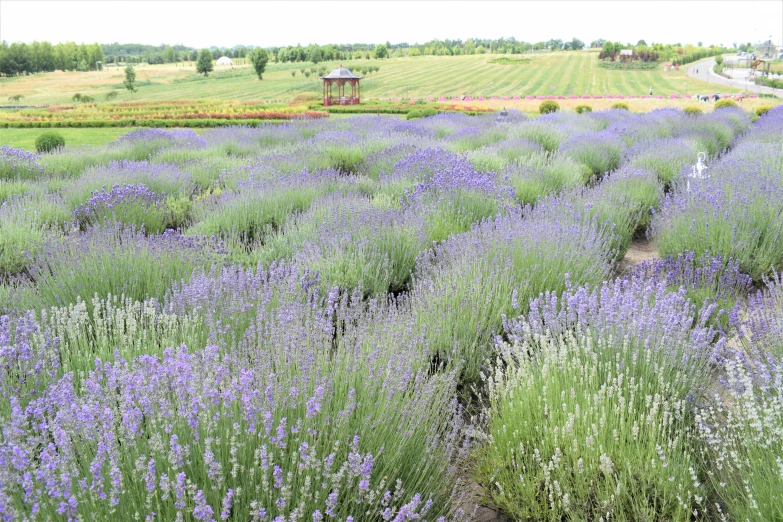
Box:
xmin=1 ymin=51 xmax=737 ymax=105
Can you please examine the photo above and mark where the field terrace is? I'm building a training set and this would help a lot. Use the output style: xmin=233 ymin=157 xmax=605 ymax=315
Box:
xmin=1 ymin=105 xmax=783 ymax=521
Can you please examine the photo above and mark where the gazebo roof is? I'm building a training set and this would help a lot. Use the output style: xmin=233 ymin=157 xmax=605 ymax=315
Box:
xmin=320 ymin=66 xmax=362 ymax=79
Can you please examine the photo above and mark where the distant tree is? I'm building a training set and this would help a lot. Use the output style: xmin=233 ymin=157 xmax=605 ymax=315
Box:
xmin=570 ymin=38 xmax=585 ymax=50
xmin=105 ymin=90 xmax=118 ymax=101
xmin=475 ymin=45 xmax=486 ymax=54
xmin=72 ymin=93 xmax=82 ymax=102
xmin=80 ymin=95 xmax=95 ymax=103
xmin=304 ymin=71 xmax=311 ymax=78
xmin=697 ymin=42 xmax=703 ymax=47
xmin=590 ymin=39 xmax=607 ymax=48
xmin=211 ymin=49 xmax=221 ymax=60
xmin=291 ymin=70 xmax=297 ymax=77
xmin=408 ymin=48 xmax=421 ymax=57
xmin=374 ymin=44 xmax=388 ymax=59
xmin=123 ymin=65 xmax=137 ymax=98
xmin=197 ymin=49 xmax=213 ymax=76
xmin=164 ymin=46 xmax=176 ymax=63
xmin=189 ymin=50 xmax=198 ymax=61
xmin=76 ymin=58 xmax=89 ymax=71
xmin=8 ymin=94 xmax=24 ymax=103
xmin=637 ymin=39 xmax=647 ymax=46
xmin=308 ymin=46 xmax=322 ymax=64
xmin=249 ymin=48 xmax=269 ymax=79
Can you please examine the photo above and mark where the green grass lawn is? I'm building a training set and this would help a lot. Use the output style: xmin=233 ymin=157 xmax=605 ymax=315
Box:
xmin=1 ymin=52 xmax=737 ymax=106
xmin=0 ymin=116 xmax=366 ymax=150
xmin=0 ymin=127 xmax=144 ymax=150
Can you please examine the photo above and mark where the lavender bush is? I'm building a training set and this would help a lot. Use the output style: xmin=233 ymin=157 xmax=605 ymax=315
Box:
xmin=409 ymin=212 xmax=613 ymax=381
xmin=502 ymin=152 xmax=590 ymax=206
xmin=0 ymin=146 xmax=43 ymax=181
xmin=477 ymin=270 xmax=723 ymax=520
xmin=16 ymin=224 xmax=226 ymax=312
xmin=696 ymin=272 xmax=783 ymax=520
xmin=0 ymin=266 xmax=474 ymax=521
xmin=72 ymin=183 xmax=191 ymax=233
xmin=653 ymin=175 xmax=783 ymax=282
xmin=1 ymin=108 xmax=777 ymax=522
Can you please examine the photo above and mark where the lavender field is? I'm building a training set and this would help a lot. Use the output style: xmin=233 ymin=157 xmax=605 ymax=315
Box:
xmin=1 ymin=106 xmax=782 ymax=521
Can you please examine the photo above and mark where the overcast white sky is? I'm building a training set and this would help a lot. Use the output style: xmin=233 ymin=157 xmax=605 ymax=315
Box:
xmin=2 ymin=1 xmax=782 ymax=49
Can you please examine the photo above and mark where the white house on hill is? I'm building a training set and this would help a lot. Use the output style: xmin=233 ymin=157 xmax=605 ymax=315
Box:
xmin=216 ymin=56 xmax=234 ymax=66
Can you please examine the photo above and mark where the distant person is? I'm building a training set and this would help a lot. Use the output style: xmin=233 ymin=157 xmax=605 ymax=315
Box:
xmin=649 ymin=87 xmax=653 ymax=96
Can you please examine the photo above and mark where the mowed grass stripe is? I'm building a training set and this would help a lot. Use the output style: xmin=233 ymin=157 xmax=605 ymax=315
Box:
xmin=1 ymin=52 xmax=738 ymax=105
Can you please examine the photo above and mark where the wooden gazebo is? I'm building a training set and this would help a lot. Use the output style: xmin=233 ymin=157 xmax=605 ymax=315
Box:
xmin=320 ymin=65 xmax=362 ymax=106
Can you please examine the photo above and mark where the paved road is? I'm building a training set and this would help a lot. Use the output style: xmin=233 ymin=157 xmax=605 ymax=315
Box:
xmin=685 ymin=58 xmax=782 ymax=98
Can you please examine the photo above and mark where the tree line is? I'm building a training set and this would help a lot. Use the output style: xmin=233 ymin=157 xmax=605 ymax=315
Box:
xmin=0 ymin=41 xmax=104 ymax=76
xmin=1 ymin=37 xmax=757 ymax=77
xmin=596 ymin=39 xmax=733 ymax=64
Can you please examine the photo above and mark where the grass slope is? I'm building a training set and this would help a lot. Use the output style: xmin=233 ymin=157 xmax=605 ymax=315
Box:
xmin=1 ymin=52 xmax=737 ymax=105
xmin=0 ymin=127 xmax=170 ymax=150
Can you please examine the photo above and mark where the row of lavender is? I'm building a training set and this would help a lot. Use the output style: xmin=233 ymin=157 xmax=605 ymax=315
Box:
xmin=1 ymin=106 xmax=781 ymax=520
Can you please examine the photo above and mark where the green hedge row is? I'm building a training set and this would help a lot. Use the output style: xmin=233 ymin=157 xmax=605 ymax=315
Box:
xmin=0 ymin=118 xmax=293 ymax=129
xmin=597 ymin=61 xmax=659 ymax=70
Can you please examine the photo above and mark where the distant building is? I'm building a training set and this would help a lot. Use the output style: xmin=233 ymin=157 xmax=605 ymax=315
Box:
xmin=619 ymin=49 xmax=634 ymax=62
xmin=215 ymin=56 xmax=234 ymax=66
xmin=756 ymin=40 xmax=777 ymax=59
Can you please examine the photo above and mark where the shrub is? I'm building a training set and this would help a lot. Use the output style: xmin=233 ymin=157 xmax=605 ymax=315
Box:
xmin=477 ymin=270 xmax=719 ymax=521
xmin=755 ymin=105 xmax=773 ymax=117
xmin=189 ymin=177 xmax=334 ymax=244
xmin=1 ymin=146 xmax=43 ymax=181
xmin=409 ymin=212 xmax=613 ymax=382
xmin=714 ymin=99 xmax=737 ymax=110
xmin=610 ymin=102 xmax=629 ymax=110
xmin=538 ymin=100 xmax=559 ymax=114
xmin=406 ymin=109 xmax=422 ymax=120
xmin=560 ymin=132 xmax=623 ymax=178
xmin=34 ymin=132 xmax=65 ymax=153
xmin=575 ymin=104 xmax=592 ymax=114
xmin=683 ymin=105 xmax=703 ymax=115
xmin=505 ymin=152 xmax=590 ymax=206
xmin=653 ymin=172 xmax=783 ymax=282
xmin=696 ymin=273 xmax=783 ymax=521
xmin=0 ymin=266 xmax=472 ymax=521
xmin=0 ymin=208 xmax=45 ymax=281
xmin=72 ymin=184 xmax=192 ymax=234
xmin=421 ymin=107 xmax=437 ymax=117
xmin=628 ymin=137 xmax=697 ymax=186
xmin=19 ymin=224 xmax=224 ymax=312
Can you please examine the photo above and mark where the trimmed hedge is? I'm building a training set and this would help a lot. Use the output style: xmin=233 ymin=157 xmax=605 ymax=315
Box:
xmin=610 ymin=102 xmax=629 ymax=110
xmin=35 ymin=132 xmax=65 ymax=152
xmin=755 ymin=106 xmax=773 ymax=117
xmin=539 ymin=100 xmax=560 ymax=114
xmin=714 ymin=99 xmax=738 ymax=110
xmin=575 ymin=105 xmax=592 ymax=114
xmin=683 ymin=106 xmax=703 ymax=115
